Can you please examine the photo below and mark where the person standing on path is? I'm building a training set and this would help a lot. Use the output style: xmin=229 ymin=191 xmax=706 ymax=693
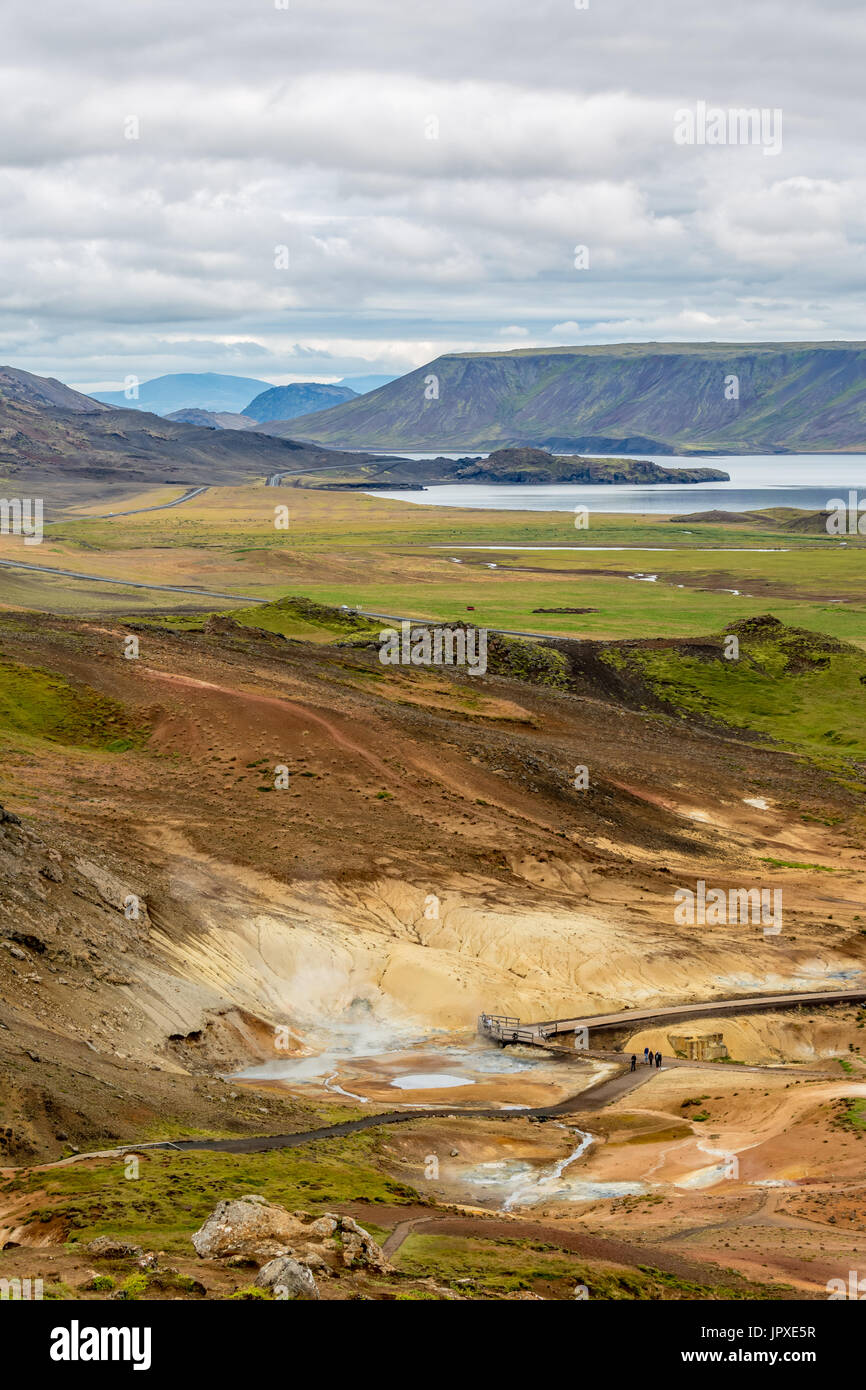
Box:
xmin=655 ymin=1051 xmax=662 ymax=1069
xmin=644 ymin=1046 xmax=650 ymax=1064
xmin=630 ymin=1054 xmax=637 ymax=1072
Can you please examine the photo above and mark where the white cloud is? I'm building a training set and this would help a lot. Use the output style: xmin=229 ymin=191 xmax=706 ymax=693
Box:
xmin=0 ymin=0 xmax=862 ymax=383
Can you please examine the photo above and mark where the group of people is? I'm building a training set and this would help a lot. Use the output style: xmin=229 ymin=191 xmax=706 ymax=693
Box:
xmin=630 ymin=1047 xmax=662 ymax=1071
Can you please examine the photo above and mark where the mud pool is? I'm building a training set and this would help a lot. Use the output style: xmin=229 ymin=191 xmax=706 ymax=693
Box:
xmin=236 ymin=1023 xmax=599 ymax=1109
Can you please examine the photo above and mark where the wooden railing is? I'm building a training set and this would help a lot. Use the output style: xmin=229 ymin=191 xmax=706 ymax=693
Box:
xmin=478 ymin=987 xmax=866 ymax=1050
xmin=477 ymin=1014 xmax=558 ymax=1045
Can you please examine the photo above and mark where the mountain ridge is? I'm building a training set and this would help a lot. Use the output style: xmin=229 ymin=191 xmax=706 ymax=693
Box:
xmin=90 ymin=372 xmax=271 ymax=416
xmin=0 ymin=365 xmax=108 ymax=414
xmin=165 ymin=409 xmax=258 ymax=430
xmin=90 ymin=371 xmax=394 ymax=417
xmin=0 ymin=367 xmax=402 ymax=509
xmin=276 ymin=341 xmax=866 ymax=453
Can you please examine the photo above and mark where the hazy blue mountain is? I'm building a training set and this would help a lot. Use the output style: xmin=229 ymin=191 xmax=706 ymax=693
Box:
xmin=88 ymin=371 xmax=394 ymax=418
xmin=243 ymin=382 xmax=357 ymax=422
xmin=91 ymin=373 xmax=271 ymax=415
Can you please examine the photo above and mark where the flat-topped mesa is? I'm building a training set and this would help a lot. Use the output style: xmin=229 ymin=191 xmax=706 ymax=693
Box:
xmin=283 ymin=342 xmax=866 ymax=452
xmin=444 ymin=446 xmax=729 ymax=485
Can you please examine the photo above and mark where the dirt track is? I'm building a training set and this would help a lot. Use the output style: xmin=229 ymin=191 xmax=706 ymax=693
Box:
xmin=138 ymin=1042 xmax=827 ymax=1157
xmin=376 ymin=1211 xmax=809 ymax=1295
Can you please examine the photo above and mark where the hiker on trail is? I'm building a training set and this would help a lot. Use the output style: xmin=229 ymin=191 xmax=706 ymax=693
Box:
xmin=655 ymin=1051 xmax=662 ymax=1069
xmin=630 ymin=1054 xmax=637 ymax=1072
xmin=643 ymin=1046 xmax=650 ymax=1064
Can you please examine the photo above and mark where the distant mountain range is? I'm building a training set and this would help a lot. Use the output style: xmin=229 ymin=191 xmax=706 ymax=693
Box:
xmin=91 ymin=373 xmax=271 ymax=415
xmin=0 ymin=366 xmax=728 ymax=511
xmin=90 ymin=372 xmax=396 ymax=418
xmin=6 ymin=341 xmax=864 ymax=515
xmin=0 ymin=366 xmax=394 ymax=508
xmin=281 ymin=342 xmax=866 ymax=454
xmin=244 ymin=382 xmax=357 ymax=423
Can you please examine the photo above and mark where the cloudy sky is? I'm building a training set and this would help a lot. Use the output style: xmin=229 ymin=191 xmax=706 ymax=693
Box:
xmin=1 ymin=0 xmax=863 ymax=390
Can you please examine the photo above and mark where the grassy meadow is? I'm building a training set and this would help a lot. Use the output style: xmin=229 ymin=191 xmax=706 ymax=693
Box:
xmin=0 ymin=483 xmax=864 ymax=646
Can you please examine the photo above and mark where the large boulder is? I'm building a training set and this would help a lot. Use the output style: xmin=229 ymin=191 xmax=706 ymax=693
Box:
xmin=191 ymin=1195 xmax=307 ymax=1260
xmin=306 ymin=1215 xmax=338 ymax=1240
xmin=255 ymin=1256 xmax=320 ymax=1300
xmin=337 ymin=1214 xmax=391 ymax=1273
xmin=191 ymin=1197 xmax=392 ymax=1277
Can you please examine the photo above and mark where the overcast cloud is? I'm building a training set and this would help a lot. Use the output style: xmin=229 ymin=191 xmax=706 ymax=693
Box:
xmin=0 ymin=0 xmax=864 ymax=389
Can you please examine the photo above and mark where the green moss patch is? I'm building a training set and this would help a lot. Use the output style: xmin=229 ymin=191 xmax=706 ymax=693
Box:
xmin=0 ymin=658 xmax=146 ymax=751
xmin=2 ymin=1136 xmax=420 ymax=1256
xmin=394 ymin=1233 xmax=780 ymax=1300
xmin=599 ymin=615 xmax=866 ymax=767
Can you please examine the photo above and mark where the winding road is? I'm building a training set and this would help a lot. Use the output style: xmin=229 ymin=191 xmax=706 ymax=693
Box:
xmin=143 ymin=1051 xmax=825 ymax=1159
xmin=0 ymin=557 xmax=265 ymax=604
xmin=0 ymin=484 xmax=259 ymax=601
xmin=11 ymin=1049 xmax=809 ymax=1173
xmin=79 ymin=485 xmax=210 ymax=520
xmin=43 ymin=485 xmax=210 ymax=527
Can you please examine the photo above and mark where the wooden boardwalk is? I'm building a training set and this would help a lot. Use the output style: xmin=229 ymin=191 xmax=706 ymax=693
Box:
xmin=478 ymin=985 xmax=866 ymax=1047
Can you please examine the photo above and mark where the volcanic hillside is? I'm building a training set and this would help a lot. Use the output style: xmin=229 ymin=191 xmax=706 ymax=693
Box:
xmin=0 ymin=605 xmax=864 ymax=1160
xmin=0 ymin=367 xmax=402 ymax=510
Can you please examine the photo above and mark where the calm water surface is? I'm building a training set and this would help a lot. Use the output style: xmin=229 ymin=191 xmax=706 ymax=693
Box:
xmin=368 ymin=454 xmax=866 ymax=515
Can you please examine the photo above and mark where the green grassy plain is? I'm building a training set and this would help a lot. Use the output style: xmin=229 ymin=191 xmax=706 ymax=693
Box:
xmin=1 ymin=486 xmax=865 ymax=645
